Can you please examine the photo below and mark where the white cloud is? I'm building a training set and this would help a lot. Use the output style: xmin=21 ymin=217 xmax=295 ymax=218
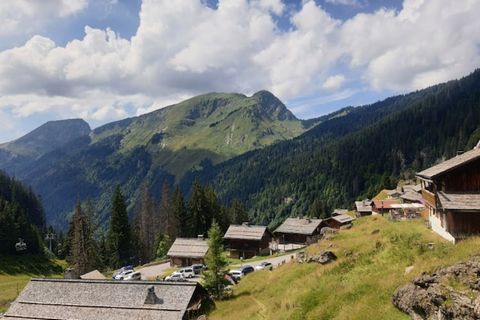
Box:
xmin=0 ymin=0 xmax=88 ymax=38
xmin=0 ymin=0 xmax=479 ymax=141
xmin=322 ymin=74 xmax=346 ymax=90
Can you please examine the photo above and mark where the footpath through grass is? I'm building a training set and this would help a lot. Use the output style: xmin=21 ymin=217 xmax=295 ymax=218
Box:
xmin=210 ymin=216 xmax=480 ymax=320
xmin=0 ymin=255 xmax=66 ymax=313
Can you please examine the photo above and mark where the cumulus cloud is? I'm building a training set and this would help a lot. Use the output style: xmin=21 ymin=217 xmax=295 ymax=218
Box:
xmin=325 ymin=0 xmax=361 ymax=6
xmin=0 ymin=0 xmax=479 ymax=141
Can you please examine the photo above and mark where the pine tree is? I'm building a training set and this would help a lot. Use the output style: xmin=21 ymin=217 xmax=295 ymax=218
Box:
xmin=202 ymin=221 xmax=228 ymax=298
xmin=172 ymin=186 xmax=188 ymax=237
xmin=159 ymin=182 xmax=176 ymax=239
xmin=107 ymin=186 xmax=131 ymax=268
xmin=134 ymin=182 xmax=157 ymax=262
xmin=188 ymin=180 xmax=208 ymax=236
xmin=70 ymin=202 xmax=99 ymax=275
xmin=229 ymin=199 xmax=249 ymax=225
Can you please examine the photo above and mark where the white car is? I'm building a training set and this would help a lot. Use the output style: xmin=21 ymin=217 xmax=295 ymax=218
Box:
xmin=179 ymin=267 xmax=195 ymax=278
xmin=165 ymin=272 xmax=186 ymax=282
xmin=228 ymin=269 xmax=243 ymax=281
xmin=255 ymin=262 xmax=273 ymax=271
xmin=123 ymin=271 xmax=141 ymax=281
xmin=114 ymin=269 xmax=135 ymax=280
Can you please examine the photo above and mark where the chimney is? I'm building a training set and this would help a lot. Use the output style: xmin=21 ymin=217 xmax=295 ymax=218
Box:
xmin=144 ymin=286 xmax=163 ymax=305
xmin=197 ymin=234 xmax=204 ymax=240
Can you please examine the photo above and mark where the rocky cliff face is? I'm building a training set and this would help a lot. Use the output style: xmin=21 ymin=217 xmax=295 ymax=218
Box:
xmin=393 ymin=258 xmax=480 ymax=319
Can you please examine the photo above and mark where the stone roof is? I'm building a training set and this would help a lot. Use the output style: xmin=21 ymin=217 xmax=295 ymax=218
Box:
xmin=372 ymin=199 xmax=401 ymax=209
xmin=274 ymin=217 xmax=323 ymax=235
xmin=167 ymin=238 xmax=209 ymax=258
xmin=330 ymin=214 xmax=354 ymax=224
xmin=332 ymin=209 xmax=349 ymax=216
xmin=355 ymin=200 xmax=372 ymax=212
xmin=438 ymin=192 xmax=480 ymax=211
xmin=223 ymin=224 xmax=269 ymax=241
xmin=400 ymin=191 xmax=423 ymax=203
xmin=417 ymin=148 xmax=480 ymax=179
xmin=3 ymin=278 xmax=208 ymax=320
xmin=80 ymin=269 xmax=106 ymax=280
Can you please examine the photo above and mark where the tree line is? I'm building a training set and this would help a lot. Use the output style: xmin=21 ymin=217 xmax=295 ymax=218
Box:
xmin=60 ymin=180 xmax=249 ymax=275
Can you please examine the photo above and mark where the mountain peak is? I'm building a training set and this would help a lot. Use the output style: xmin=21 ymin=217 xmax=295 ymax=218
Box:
xmin=0 ymin=119 xmax=91 ymax=158
xmin=251 ymin=90 xmax=297 ymax=121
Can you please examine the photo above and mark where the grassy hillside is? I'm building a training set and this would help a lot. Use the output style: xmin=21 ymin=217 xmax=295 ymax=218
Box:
xmin=210 ymin=216 xmax=480 ymax=319
xmin=0 ymin=255 xmax=66 ymax=313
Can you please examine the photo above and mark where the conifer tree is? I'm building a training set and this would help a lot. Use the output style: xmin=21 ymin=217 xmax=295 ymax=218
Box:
xmin=159 ymin=182 xmax=177 ymax=239
xmin=229 ymin=199 xmax=249 ymax=225
xmin=172 ymin=186 xmax=188 ymax=237
xmin=70 ymin=202 xmax=99 ymax=275
xmin=188 ymin=180 xmax=207 ymax=236
xmin=107 ymin=186 xmax=131 ymax=267
xmin=134 ymin=182 xmax=157 ymax=262
xmin=202 ymin=221 xmax=228 ymax=298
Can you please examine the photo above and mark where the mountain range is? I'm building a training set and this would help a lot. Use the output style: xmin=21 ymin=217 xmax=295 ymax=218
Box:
xmin=0 ymin=91 xmax=320 ymax=229
xmin=1 ymin=70 xmax=479 ymax=230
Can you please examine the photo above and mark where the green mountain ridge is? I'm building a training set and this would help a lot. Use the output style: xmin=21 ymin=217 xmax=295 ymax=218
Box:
xmin=0 ymin=91 xmax=316 ymax=229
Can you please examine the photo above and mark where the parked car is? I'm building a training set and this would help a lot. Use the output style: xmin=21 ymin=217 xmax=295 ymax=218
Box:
xmin=112 ymin=265 xmax=134 ymax=280
xmin=114 ymin=269 xmax=135 ymax=280
xmin=228 ymin=269 xmax=243 ymax=281
xmin=179 ymin=267 xmax=195 ymax=278
xmin=191 ymin=264 xmax=206 ymax=275
xmin=123 ymin=271 xmax=141 ymax=281
xmin=240 ymin=265 xmax=255 ymax=275
xmin=255 ymin=262 xmax=273 ymax=271
xmin=165 ymin=272 xmax=186 ymax=282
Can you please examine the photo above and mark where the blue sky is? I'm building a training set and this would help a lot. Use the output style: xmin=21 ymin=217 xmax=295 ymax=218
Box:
xmin=0 ymin=0 xmax=478 ymax=142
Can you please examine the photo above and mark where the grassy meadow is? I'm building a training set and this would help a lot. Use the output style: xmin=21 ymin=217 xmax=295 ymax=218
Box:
xmin=0 ymin=255 xmax=66 ymax=313
xmin=210 ymin=216 xmax=480 ymax=320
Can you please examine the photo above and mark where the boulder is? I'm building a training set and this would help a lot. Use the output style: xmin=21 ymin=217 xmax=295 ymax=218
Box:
xmin=307 ymin=251 xmax=337 ymax=264
xmin=320 ymin=227 xmax=337 ymax=236
xmin=393 ymin=259 xmax=480 ymax=319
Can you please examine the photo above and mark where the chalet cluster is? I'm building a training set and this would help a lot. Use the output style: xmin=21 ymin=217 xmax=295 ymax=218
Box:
xmin=167 ymin=214 xmax=356 ymax=265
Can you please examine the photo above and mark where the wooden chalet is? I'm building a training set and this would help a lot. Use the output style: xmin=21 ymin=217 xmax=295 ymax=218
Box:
xmin=3 ymin=278 xmax=211 ymax=320
xmin=273 ymin=217 xmax=324 ymax=244
xmin=416 ymin=147 xmax=480 ymax=243
xmin=223 ymin=223 xmax=273 ymax=259
xmin=355 ymin=199 xmax=372 ymax=216
xmin=371 ymin=199 xmax=400 ymax=215
xmin=325 ymin=211 xmax=355 ymax=229
xmin=167 ymin=237 xmax=209 ymax=267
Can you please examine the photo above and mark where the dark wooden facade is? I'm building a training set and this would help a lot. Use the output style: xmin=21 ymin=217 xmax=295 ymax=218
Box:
xmin=225 ymin=233 xmax=272 ymax=259
xmin=417 ymin=149 xmax=480 ymax=242
xmin=170 ymin=257 xmax=205 ymax=267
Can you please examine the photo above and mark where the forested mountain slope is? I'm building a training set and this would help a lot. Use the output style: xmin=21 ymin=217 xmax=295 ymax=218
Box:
xmin=183 ymin=70 xmax=480 ymax=227
xmin=0 ymin=91 xmax=314 ymax=229
xmin=0 ymin=170 xmax=44 ymax=254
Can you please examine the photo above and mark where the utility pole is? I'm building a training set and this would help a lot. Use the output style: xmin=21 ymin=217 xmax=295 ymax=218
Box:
xmin=45 ymin=232 xmax=55 ymax=253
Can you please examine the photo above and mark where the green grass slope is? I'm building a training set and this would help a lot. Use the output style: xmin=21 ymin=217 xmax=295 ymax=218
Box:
xmin=210 ymin=216 xmax=480 ymax=320
xmin=0 ymin=255 xmax=66 ymax=313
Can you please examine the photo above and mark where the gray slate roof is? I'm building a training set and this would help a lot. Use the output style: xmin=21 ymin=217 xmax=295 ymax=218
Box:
xmin=400 ymin=191 xmax=423 ymax=203
xmin=417 ymin=148 xmax=480 ymax=179
xmin=355 ymin=200 xmax=372 ymax=212
xmin=224 ymin=224 xmax=269 ymax=241
xmin=3 ymin=278 xmax=204 ymax=320
xmin=167 ymin=238 xmax=209 ymax=258
xmin=331 ymin=214 xmax=355 ymax=224
xmin=274 ymin=217 xmax=323 ymax=235
xmin=438 ymin=192 xmax=480 ymax=211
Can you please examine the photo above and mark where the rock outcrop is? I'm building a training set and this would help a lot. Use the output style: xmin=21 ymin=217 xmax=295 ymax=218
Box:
xmin=307 ymin=251 xmax=337 ymax=264
xmin=393 ymin=259 xmax=480 ymax=319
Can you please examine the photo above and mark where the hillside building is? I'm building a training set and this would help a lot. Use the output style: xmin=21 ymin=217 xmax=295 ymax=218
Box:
xmin=417 ymin=147 xmax=480 ymax=243
xmin=355 ymin=199 xmax=373 ymax=216
xmin=2 ymin=278 xmax=211 ymax=320
xmin=167 ymin=237 xmax=209 ymax=267
xmin=273 ymin=217 xmax=324 ymax=244
xmin=223 ymin=223 xmax=273 ymax=259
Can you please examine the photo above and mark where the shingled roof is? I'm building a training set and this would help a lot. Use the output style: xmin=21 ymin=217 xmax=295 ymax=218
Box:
xmin=417 ymin=148 xmax=480 ymax=179
xmin=330 ymin=214 xmax=354 ymax=224
xmin=438 ymin=192 xmax=480 ymax=211
xmin=223 ymin=224 xmax=270 ymax=241
xmin=167 ymin=238 xmax=209 ymax=258
xmin=274 ymin=217 xmax=323 ymax=235
xmin=355 ymin=200 xmax=372 ymax=213
xmin=3 ymin=278 xmax=209 ymax=320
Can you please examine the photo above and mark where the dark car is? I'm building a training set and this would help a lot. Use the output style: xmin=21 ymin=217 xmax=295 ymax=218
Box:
xmin=191 ymin=264 xmax=205 ymax=275
xmin=240 ymin=265 xmax=254 ymax=275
